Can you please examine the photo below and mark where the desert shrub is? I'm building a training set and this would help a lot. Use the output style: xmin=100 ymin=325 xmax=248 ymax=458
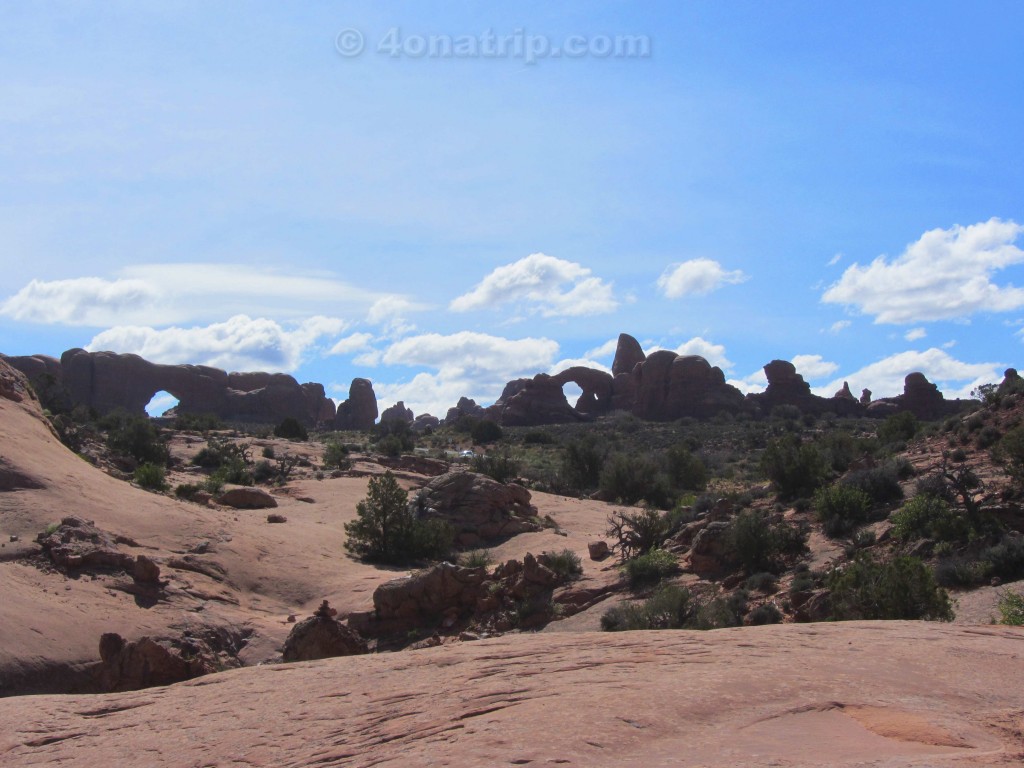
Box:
xmin=192 ymin=438 xmax=250 ymax=469
xmin=814 ymin=483 xmax=871 ymax=538
xmin=251 ymin=460 xmax=276 ymax=484
xmin=985 ymin=536 xmax=1024 ymax=582
xmin=915 ymin=473 xmax=953 ymax=501
xmin=261 ymin=445 xmax=276 ymax=459
xmin=322 ymin=439 xmax=350 ymax=470
xmin=935 ymin=557 xmax=991 ymax=588
xmin=691 ymin=591 xmax=748 ymax=629
xmin=747 ymin=603 xmax=783 ymax=625
xmin=601 ymin=585 xmax=693 ymax=631
xmin=998 ymin=590 xmax=1024 ymax=626
xmin=470 ymin=419 xmax=503 ymax=444
xmin=977 ymin=425 xmax=1002 ymax=449
xmin=994 ymin=427 xmax=1024 ymax=486
xmin=173 ymin=412 xmax=222 ymax=431
xmin=133 ymin=462 xmax=167 ymax=491
xmin=664 ymin=445 xmax=708 ymax=492
xmin=818 ymin=430 xmax=861 ymax=473
xmin=344 ymin=471 xmax=454 ymax=565
xmin=840 ymin=463 xmax=904 ymax=504
xmin=890 ymin=495 xmax=969 ymax=543
xmin=726 ymin=510 xmax=805 ymax=574
xmin=370 ymin=420 xmax=415 ymax=456
xmin=472 ymin=449 xmax=520 ymax=484
xmin=522 ymin=430 xmax=555 ymax=445
xmin=459 ymin=549 xmax=492 ymax=569
xmin=760 ymin=435 xmax=829 ymax=499
xmin=560 ymin=436 xmax=607 ymax=492
xmin=745 ymin=571 xmax=778 ymax=593
xmin=877 ymin=412 xmax=919 ymax=446
xmin=599 ymin=452 xmax=671 ymax=508
xmin=174 ymin=483 xmax=204 ymax=501
xmin=274 ymin=417 xmax=308 ymax=441
xmin=607 ymin=508 xmax=670 ymax=561
xmin=542 ymin=548 xmax=583 ymax=581
xmin=104 ymin=412 xmax=169 ymax=466
xmin=624 ymin=548 xmax=679 ymax=588
xmin=827 ymin=555 xmax=953 ymax=621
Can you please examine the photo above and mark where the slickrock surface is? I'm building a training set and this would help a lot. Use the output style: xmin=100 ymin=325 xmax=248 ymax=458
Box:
xmin=2 ymin=622 xmax=1022 ymax=767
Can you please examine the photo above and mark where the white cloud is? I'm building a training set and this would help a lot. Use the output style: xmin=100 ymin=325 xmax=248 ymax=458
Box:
xmin=817 ymin=348 xmax=1003 ymax=400
xmin=1 ymin=276 xmax=160 ymax=326
xmin=905 ymin=327 xmax=927 ymax=341
xmin=822 ymin=218 xmax=1024 ymax=324
xmin=1 ymin=263 xmax=381 ymax=327
xmin=86 ymin=314 xmax=345 ymax=372
xmin=549 ymin=358 xmax=613 ymax=375
xmin=791 ymin=354 xmax=839 ymax=380
xmin=827 ymin=253 xmax=843 ymax=266
xmin=675 ymin=337 xmax=733 ymax=370
xmin=656 ymin=258 xmax=748 ymax=299
xmin=449 ymin=252 xmax=616 ymax=317
xmin=585 ymin=338 xmax=619 ymax=360
xmin=328 ymin=332 xmax=375 ymax=356
xmin=728 ymin=371 xmax=767 ymax=395
xmin=828 ymin=320 xmax=851 ymax=334
xmin=373 ymin=331 xmax=560 ymax=417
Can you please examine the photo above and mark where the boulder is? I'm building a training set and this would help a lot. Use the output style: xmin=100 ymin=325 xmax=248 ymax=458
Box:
xmin=373 ymin=563 xmax=489 ymax=629
xmin=216 ymin=487 xmax=278 ymax=509
xmin=588 ymin=540 xmax=610 ymax=561
xmin=688 ymin=521 xmax=735 ymax=577
xmin=36 ymin=517 xmax=134 ymax=572
xmin=132 ymin=555 xmax=162 ymax=585
xmin=415 ymin=471 xmax=541 ymax=547
xmin=334 ymin=378 xmax=378 ymax=430
xmin=96 ymin=633 xmax=218 ymax=692
xmin=282 ymin=601 xmax=369 ymax=661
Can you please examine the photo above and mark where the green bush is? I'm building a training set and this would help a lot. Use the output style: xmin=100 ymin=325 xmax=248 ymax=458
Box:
xmin=522 ymin=430 xmax=555 ymax=445
xmin=104 ymin=412 xmax=169 ymax=465
xmin=995 ymin=427 xmax=1024 ymax=486
xmin=726 ymin=510 xmax=805 ymax=574
xmin=599 ymin=452 xmax=672 ymax=508
xmin=747 ymin=603 xmax=783 ymax=625
xmin=173 ymin=412 xmax=222 ymax=431
xmin=665 ymin=445 xmax=708 ymax=492
xmin=624 ymin=548 xmax=679 ymax=588
xmin=827 ymin=555 xmax=953 ymax=621
xmin=760 ymin=435 xmax=829 ymax=499
xmin=690 ymin=591 xmax=747 ymax=629
xmin=175 ymin=483 xmax=204 ymax=501
xmin=890 ymin=495 xmax=969 ymax=543
xmin=274 ymin=417 xmax=309 ymax=441
xmin=470 ymin=419 xmax=503 ymax=444
xmin=459 ymin=549 xmax=492 ymax=569
xmin=878 ymin=412 xmax=919 ymax=445
xmin=343 ymin=471 xmax=454 ymax=565
xmin=322 ymin=439 xmax=350 ymax=469
xmin=472 ymin=449 xmax=520 ymax=483
xmin=134 ymin=462 xmax=167 ymax=491
xmin=542 ymin=548 xmax=583 ymax=581
xmin=998 ymin=590 xmax=1024 ymax=626
xmin=601 ymin=585 xmax=693 ymax=631
xmin=841 ymin=463 xmax=904 ymax=504
xmin=560 ymin=436 xmax=607 ymax=492
xmin=814 ymin=483 xmax=872 ymax=538
xmin=745 ymin=571 xmax=778 ymax=593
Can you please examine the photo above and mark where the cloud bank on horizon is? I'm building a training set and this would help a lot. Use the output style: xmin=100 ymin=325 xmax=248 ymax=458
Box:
xmin=1 ymin=4 xmax=1021 ymax=418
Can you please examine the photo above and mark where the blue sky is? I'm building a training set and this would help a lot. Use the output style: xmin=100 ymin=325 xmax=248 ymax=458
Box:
xmin=2 ymin=2 xmax=1023 ymax=417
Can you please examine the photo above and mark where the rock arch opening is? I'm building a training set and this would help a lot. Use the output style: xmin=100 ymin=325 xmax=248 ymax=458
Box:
xmin=145 ymin=390 xmax=180 ymax=418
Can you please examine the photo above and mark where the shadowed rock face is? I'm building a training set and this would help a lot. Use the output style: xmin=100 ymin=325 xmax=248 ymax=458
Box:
xmin=334 ymin=377 xmax=378 ymax=430
xmin=611 ymin=332 xmax=646 ymax=376
xmin=3 ymin=348 xmax=365 ymax=428
xmin=380 ymin=401 xmax=414 ymax=424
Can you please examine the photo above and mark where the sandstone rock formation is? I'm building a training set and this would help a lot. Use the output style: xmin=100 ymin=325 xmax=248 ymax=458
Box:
xmin=444 ymin=396 xmax=486 ymax=424
xmin=3 ymin=349 xmax=345 ymax=427
xmin=631 ymin=351 xmax=747 ymax=420
xmin=97 ymin=633 xmax=211 ymax=692
xmin=370 ymin=562 xmax=489 ymax=632
xmin=281 ymin=600 xmax=369 ymax=661
xmin=412 ymin=413 xmax=440 ymax=432
xmin=612 ymin=332 xmax=646 ymax=376
xmin=333 ymin=377 xmax=378 ymax=430
xmin=414 ymin=471 xmax=541 ymax=547
xmin=486 ymin=375 xmax=584 ymax=426
xmin=380 ymin=401 xmax=414 ymax=424
xmin=36 ymin=516 xmax=135 ymax=572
